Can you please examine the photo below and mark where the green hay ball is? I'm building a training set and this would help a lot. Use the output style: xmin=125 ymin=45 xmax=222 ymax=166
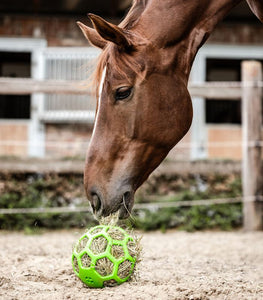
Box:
xmin=72 ymin=225 xmax=137 ymax=288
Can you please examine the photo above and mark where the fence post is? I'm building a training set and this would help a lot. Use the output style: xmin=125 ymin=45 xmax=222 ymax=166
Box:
xmin=242 ymin=61 xmax=263 ymax=231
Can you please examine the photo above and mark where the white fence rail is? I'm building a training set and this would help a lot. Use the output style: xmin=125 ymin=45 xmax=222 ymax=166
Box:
xmin=0 ymin=77 xmax=91 ymax=95
xmin=1 ymin=77 xmax=256 ymax=99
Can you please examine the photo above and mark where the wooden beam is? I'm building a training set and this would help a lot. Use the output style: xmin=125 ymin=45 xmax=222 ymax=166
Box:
xmin=189 ymin=82 xmax=242 ymax=99
xmin=242 ymin=61 xmax=263 ymax=231
xmin=0 ymin=77 xmax=92 ymax=95
xmin=0 ymin=77 xmax=246 ymax=99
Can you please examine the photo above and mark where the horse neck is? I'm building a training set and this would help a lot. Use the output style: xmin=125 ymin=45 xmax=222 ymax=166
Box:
xmin=134 ymin=0 xmax=242 ymax=78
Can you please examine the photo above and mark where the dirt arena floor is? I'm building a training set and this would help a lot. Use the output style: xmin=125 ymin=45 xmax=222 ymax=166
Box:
xmin=0 ymin=230 xmax=262 ymax=300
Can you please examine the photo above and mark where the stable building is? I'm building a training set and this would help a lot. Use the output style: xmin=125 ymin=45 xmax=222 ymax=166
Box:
xmin=0 ymin=1 xmax=262 ymax=160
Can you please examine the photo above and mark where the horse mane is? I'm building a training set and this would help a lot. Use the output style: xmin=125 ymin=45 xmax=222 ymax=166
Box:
xmin=120 ymin=0 xmax=148 ymax=30
xmin=93 ymin=0 xmax=148 ymax=98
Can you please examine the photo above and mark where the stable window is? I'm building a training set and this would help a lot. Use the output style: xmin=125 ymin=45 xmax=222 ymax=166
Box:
xmin=205 ymin=58 xmax=241 ymax=124
xmin=0 ymin=51 xmax=31 ymax=119
xmin=205 ymin=58 xmax=263 ymax=124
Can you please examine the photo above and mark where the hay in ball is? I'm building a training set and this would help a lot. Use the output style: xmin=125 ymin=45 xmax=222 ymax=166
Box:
xmin=72 ymin=224 xmax=141 ymax=288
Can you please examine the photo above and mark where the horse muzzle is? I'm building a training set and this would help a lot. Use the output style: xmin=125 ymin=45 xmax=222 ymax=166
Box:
xmin=88 ymin=185 xmax=135 ymax=220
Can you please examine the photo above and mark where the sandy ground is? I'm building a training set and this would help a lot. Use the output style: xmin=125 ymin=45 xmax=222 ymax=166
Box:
xmin=0 ymin=230 xmax=262 ymax=300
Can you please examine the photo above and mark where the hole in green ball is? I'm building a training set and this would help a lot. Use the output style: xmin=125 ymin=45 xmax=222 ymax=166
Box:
xmin=104 ymin=279 xmax=118 ymax=287
xmin=90 ymin=236 xmax=108 ymax=255
xmin=75 ymin=236 xmax=89 ymax=253
xmin=80 ymin=252 xmax=92 ymax=268
xmin=111 ymin=245 xmax=125 ymax=259
xmin=73 ymin=256 xmax=79 ymax=274
xmin=118 ymin=260 xmax=132 ymax=279
xmin=107 ymin=227 xmax=125 ymax=241
xmin=95 ymin=257 xmax=114 ymax=277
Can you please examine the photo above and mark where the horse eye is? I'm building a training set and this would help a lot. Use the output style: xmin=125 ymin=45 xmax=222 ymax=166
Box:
xmin=115 ymin=87 xmax=132 ymax=101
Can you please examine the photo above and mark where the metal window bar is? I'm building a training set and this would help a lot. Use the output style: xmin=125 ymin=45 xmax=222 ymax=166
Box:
xmin=42 ymin=47 xmax=100 ymax=123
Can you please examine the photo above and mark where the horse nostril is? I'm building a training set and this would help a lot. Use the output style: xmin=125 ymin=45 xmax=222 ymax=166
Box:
xmin=91 ymin=192 xmax=101 ymax=213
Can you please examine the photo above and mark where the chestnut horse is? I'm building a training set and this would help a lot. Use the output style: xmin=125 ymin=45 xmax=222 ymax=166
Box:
xmin=77 ymin=0 xmax=263 ymax=218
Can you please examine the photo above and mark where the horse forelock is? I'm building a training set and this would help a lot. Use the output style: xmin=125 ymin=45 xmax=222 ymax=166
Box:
xmin=94 ymin=45 xmax=144 ymax=99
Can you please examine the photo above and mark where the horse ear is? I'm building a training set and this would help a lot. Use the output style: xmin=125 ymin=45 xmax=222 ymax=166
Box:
xmin=88 ymin=13 xmax=132 ymax=51
xmin=77 ymin=21 xmax=107 ymax=49
xmin=246 ymin=0 xmax=263 ymax=22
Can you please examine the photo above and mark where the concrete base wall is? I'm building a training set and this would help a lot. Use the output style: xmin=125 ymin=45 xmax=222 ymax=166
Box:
xmin=207 ymin=125 xmax=242 ymax=160
xmin=0 ymin=122 xmax=28 ymax=156
xmin=45 ymin=123 xmax=92 ymax=158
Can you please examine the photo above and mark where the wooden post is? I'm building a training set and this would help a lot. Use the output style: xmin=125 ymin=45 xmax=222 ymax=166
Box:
xmin=242 ymin=61 xmax=263 ymax=231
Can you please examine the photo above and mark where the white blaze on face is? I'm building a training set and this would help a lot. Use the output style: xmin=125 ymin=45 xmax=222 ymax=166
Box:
xmin=90 ymin=67 xmax=107 ymax=143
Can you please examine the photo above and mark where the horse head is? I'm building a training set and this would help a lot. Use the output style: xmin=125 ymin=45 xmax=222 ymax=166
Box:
xmin=77 ymin=10 xmax=193 ymax=219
